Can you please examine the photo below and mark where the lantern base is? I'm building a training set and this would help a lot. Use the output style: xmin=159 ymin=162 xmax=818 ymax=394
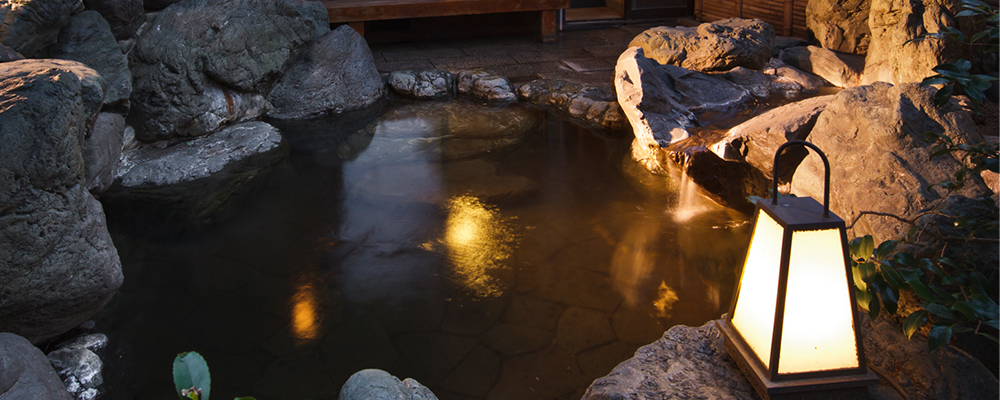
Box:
xmin=716 ymin=319 xmax=879 ymax=400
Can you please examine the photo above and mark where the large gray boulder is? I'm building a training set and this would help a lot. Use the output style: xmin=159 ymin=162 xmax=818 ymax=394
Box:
xmin=48 ymin=10 xmax=132 ymax=108
xmin=615 ymin=46 xmax=695 ymax=175
xmin=0 ymin=60 xmax=122 ymax=344
xmin=779 ymin=45 xmax=865 ymax=88
xmin=793 ymin=82 xmax=991 ymax=243
xmin=861 ymin=0 xmax=965 ymax=85
xmin=102 ymin=121 xmax=289 ymax=232
xmin=0 ymin=333 xmax=73 ymax=400
xmin=266 ymin=24 xmax=385 ymax=119
xmin=128 ymin=0 xmax=322 ymax=140
xmin=82 ymin=0 xmax=145 ymax=40
xmin=0 ymin=0 xmax=83 ymax=58
xmin=806 ymin=0 xmax=872 ymax=54
xmin=516 ymin=78 xmax=629 ymax=133
xmin=628 ymin=18 xmax=775 ymax=72
xmin=82 ymin=112 xmax=126 ymax=194
xmin=339 ymin=369 xmax=438 ymax=400
xmin=712 ymin=95 xmax=836 ymax=184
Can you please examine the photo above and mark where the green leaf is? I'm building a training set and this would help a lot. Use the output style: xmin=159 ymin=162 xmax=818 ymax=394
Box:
xmin=986 ymin=319 xmax=999 ymax=330
xmin=893 ymin=252 xmax=917 ymax=268
xmin=934 ymin=84 xmax=955 ymax=106
xmin=881 ymin=263 xmax=906 ymax=289
xmin=849 ymin=237 xmax=865 ymax=260
xmin=928 ymin=325 xmax=954 ymax=352
xmin=174 ymin=352 xmax=211 ymax=400
xmin=875 ymin=240 xmax=898 ymax=260
xmin=903 ymin=310 xmax=929 ymax=339
xmin=952 ymin=301 xmax=980 ymax=320
xmin=921 ymin=76 xmax=952 ymax=86
xmin=869 ymin=294 xmax=881 ymax=319
xmin=747 ymin=195 xmax=765 ymax=205
xmin=918 ymin=258 xmax=945 ymax=277
xmin=923 ymin=302 xmax=957 ymax=320
xmin=852 ymin=263 xmax=868 ymax=291
xmin=881 ymin=286 xmax=899 ymax=314
xmin=860 ymin=236 xmax=875 ymax=260
xmin=909 ymin=280 xmax=942 ymax=303
xmin=977 ymin=332 xmax=999 ymax=343
xmin=856 ymin=287 xmax=872 ymax=311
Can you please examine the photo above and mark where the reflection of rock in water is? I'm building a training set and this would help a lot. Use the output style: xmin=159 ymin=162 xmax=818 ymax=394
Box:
xmin=421 ymin=195 xmax=520 ymax=298
xmin=610 ymin=222 xmax=660 ymax=307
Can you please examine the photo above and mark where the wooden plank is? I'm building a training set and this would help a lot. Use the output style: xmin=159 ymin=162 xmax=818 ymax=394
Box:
xmin=323 ymin=0 xmax=570 ymax=22
xmin=541 ymin=9 xmax=557 ymax=42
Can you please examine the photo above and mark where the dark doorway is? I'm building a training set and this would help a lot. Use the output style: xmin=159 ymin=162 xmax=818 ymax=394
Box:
xmin=564 ymin=0 xmax=688 ymax=27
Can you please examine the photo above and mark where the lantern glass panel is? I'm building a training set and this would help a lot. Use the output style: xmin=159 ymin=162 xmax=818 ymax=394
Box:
xmin=731 ymin=211 xmax=783 ymax=369
xmin=778 ymin=227 xmax=860 ymax=374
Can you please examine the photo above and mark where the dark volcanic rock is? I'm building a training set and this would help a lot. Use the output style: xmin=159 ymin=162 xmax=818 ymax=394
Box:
xmin=103 ymin=121 xmax=288 ymax=233
xmin=661 ymin=64 xmax=752 ymax=113
xmin=0 ymin=333 xmax=73 ymax=400
xmin=83 ymin=0 xmax=145 ymax=40
xmin=267 ymin=25 xmax=385 ymax=119
xmin=128 ymin=0 xmax=322 ymax=140
xmin=48 ymin=10 xmax=132 ymax=108
xmin=83 ymin=112 xmax=126 ymax=194
xmin=0 ymin=0 xmax=83 ymax=58
xmin=0 ymin=60 xmax=122 ymax=344
xmin=629 ymin=18 xmax=775 ymax=72
xmin=806 ymin=0 xmax=872 ymax=54
xmin=389 ymin=69 xmax=454 ymax=100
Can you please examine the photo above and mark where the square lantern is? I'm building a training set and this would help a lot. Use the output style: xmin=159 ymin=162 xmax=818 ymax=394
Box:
xmin=716 ymin=141 xmax=878 ymax=400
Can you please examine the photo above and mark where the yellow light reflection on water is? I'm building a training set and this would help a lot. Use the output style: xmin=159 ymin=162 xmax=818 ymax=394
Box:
xmin=291 ymin=279 xmax=322 ymax=343
xmin=424 ymin=195 xmax=518 ymax=298
xmin=653 ymin=281 xmax=680 ymax=319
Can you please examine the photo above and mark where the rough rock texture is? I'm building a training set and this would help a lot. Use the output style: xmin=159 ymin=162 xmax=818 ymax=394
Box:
xmin=0 ymin=333 xmax=74 ymax=400
xmin=806 ymin=0 xmax=872 ymax=54
xmin=142 ymin=0 xmax=181 ymax=10
xmin=661 ymin=64 xmax=753 ymax=112
xmin=628 ymin=18 xmax=775 ymax=72
xmin=83 ymin=0 xmax=145 ymax=40
xmin=793 ymin=82 xmax=990 ymax=243
xmin=128 ymin=0 xmax=321 ymax=140
xmin=0 ymin=43 xmax=23 ymax=62
xmin=780 ymin=45 xmax=865 ymax=87
xmin=267 ymin=24 xmax=385 ymax=119
xmin=457 ymin=69 xmax=516 ymax=102
xmin=712 ymin=95 xmax=836 ymax=184
xmin=48 ymin=10 xmax=132 ymax=108
xmin=516 ymin=78 xmax=629 ymax=132
xmin=339 ymin=369 xmax=438 ymax=400
xmin=862 ymin=0 xmax=964 ymax=85
xmin=83 ymin=112 xmax=126 ymax=194
xmin=682 ymin=149 xmax=772 ymax=214
xmin=388 ymin=69 xmax=454 ymax=100
xmin=615 ymin=47 xmax=695 ymax=174
xmin=581 ymin=317 xmax=999 ymax=400
xmin=0 ymin=0 xmax=83 ymax=58
xmin=47 ymin=334 xmax=106 ymax=400
xmin=763 ymin=58 xmax=832 ymax=92
xmin=581 ymin=320 xmax=755 ymax=400
xmin=0 ymin=60 xmax=123 ymax=344
xmin=772 ymin=36 xmax=809 ymax=57
xmin=103 ymin=121 xmax=289 ymax=232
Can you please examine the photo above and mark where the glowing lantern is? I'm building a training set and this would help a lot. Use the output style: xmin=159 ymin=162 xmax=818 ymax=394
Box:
xmin=717 ymin=141 xmax=878 ymax=400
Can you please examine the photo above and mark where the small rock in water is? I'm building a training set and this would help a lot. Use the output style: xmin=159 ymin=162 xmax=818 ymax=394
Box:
xmin=457 ymin=69 xmax=516 ymax=103
xmin=339 ymin=369 xmax=438 ymax=400
xmin=389 ymin=69 xmax=454 ymax=99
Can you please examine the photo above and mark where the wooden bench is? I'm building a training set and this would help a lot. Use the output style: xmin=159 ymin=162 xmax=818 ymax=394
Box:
xmin=321 ymin=0 xmax=571 ymax=42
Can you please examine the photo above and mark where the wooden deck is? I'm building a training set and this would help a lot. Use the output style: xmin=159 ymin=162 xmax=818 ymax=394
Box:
xmin=321 ymin=0 xmax=571 ymax=42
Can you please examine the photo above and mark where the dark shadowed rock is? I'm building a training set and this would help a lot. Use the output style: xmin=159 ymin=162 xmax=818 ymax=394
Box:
xmin=128 ymin=0 xmax=321 ymax=140
xmin=629 ymin=18 xmax=775 ymax=72
xmin=516 ymin=78 xmax=628 ymax=133
xmin=103 ymin=121 xmax=288 ymax=233
xmin=683 ymin=149 xmax=770 ymax=214
xmin=661 ymin=64 xmax=752 ymax=112
xmin=339 ymin=369 xmax=438 ymax=400
xmin=0 ymin=333 xmax=73 ymax=400
xmin=267 ymin=25 xmax=385 ymax=119
xmin=457 ymin=68 xmax=516 ymax=103
xmin=48 ymin=10 xmax=132 ymax=108
xmin=44 ymin=321 xmax=141 ymax=400
xmin=83 ymin=0 xmax=145 ymax=40
xmin=764 ymin=57 xmax=831 ymax=92
xmin=46 ymin=334 xmax=106 ymax=400
xmin=0 ymin=60 xmax=122 ymax=344
xmin=779 ymin=45 xmax=864 ymax=87
xmin=712 ymin=95 xmax=835 ymax=184
xmin=862 ymin=0 xmax=966 ymax=85
xmin=772 ymin=36 xmax=809 ymax=57
xmin=615 ymin=47 xmax=695 ymax=174
xmin=806 ymin=0 xmax=871 ymax=54
xmin=0 ymin=43 xmax=23 ymax=62
xmin=389 ymin=69 xmax=454 ymax=100
xmin=83 ymin=112 xmax=126 ymax=194
xmin=793 ymin=82 xmax=990 ymax=243
xmin=0 ymin=0 xmax=83 ymax=58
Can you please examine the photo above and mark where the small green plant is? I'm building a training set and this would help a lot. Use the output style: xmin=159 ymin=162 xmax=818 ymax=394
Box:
xmin=172 ymin=351 xmax=256 ymax=400
xmin=849 ymin=235 xmax=999 ymax=351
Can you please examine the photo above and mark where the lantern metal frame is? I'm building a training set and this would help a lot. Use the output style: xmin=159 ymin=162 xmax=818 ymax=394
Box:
xmin=716 ymin=140 xmax=878 ymax=400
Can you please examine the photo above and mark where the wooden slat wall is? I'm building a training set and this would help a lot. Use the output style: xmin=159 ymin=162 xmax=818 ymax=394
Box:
xmin=695 ymin=0 xmax=808 ymax=38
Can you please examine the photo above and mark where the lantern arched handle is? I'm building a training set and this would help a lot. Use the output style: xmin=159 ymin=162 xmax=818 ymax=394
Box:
xmin=772 ymin=140 xmax=831 ymax=218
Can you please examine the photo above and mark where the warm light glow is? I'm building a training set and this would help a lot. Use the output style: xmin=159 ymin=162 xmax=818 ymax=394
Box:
xmin=424 ymin=195 xmax=517 ymax=298
xmin=653 ymin=281 xmax=680 ymax=318
xmin=731 ymin=211 xmax=783 ymax=368
xmin=292 ymin=280 xmax=322 ymax=342
xmin=779 ymin=228 xmax=859 ymax=373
